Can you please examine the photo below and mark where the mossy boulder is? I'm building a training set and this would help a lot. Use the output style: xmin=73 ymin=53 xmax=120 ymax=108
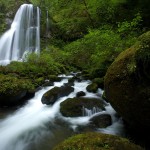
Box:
xmin=86 ymin=83 xmax=99 ymax=93
xmin=41 ymin=85 xmax=74 ymax=105
xmin=92 ymin=77 xmax=104 ymax=89
xmin=60 ymin=97 xmax=105 ymax=117
xmin=0 ymin=74 xmax=34 ymax=106
xmin=53 ymin=132 xmax=144 ymax=150
xmin=104 ymin=31 xmax=150 ymax=130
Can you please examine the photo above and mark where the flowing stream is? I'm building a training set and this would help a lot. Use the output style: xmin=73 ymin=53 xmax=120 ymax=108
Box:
xmin=0 ymin=75 xmax=125 ymax=150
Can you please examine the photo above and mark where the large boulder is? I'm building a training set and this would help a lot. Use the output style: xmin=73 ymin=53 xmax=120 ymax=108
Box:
xmin=104 ymin=31 xmax=150 ymax=131
xmin=60 ymin=97 xmax=105 ymax=117
xmin=53 ymin=132 xmax=144 ymax=150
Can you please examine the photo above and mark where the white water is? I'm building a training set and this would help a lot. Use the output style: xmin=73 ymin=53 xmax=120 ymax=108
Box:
xmin=0 ymin=76 xmax=125 ymax=150
xmin=46 ymin=10 xmax=50 ymax=38
xmin=0 ymin=4 xmax=40 ymax=65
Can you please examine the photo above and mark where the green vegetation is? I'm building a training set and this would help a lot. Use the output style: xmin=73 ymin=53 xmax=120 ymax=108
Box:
xmin=0 ymin=0 xmax=149 ymax=149
xmin=0 ymin=0 xmax=149 ymax=107
xmin=63 ymin=28 xmax=136 ymax=78
xmin=0 ymin=74 xmax=33 ymax=95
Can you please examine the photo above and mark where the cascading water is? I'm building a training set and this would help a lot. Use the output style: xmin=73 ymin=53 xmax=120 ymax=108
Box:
xmin=0 ymin=75 xmax=125 ymax=150
xmin=82 ymin=106 xmax=102 ymax=116
xmin=46 ymin=10 xmax=50 ymax=38
xmin=0 ymin=4 xmax=40 ymax=65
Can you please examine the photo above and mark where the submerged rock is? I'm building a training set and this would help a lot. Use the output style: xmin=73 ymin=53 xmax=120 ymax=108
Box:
xmin=53 ymin=132 xmax=144 ymax=150
xmin=41 ymin=85 xmax=74 ymax=105
xmin=104 ymin=31 xmax=150 ymax=131
xmin=89 ymin=114 xmax=112 ymax=128
xmin=76 ymin=91 xmax=86 ymax=97
xmin=60 ymin=97 xmax=105 ymax=117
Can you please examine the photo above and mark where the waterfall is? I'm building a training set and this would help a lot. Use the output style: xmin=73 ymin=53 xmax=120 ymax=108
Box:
xmin=0 ymin=4 xmax=40 ymax=65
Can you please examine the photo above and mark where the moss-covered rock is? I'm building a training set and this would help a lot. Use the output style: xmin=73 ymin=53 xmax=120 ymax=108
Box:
xmin=92 ymin=77 xmax=104 ymax=89
xmin=53 ymin=132 xmax=144 ymax=150
xmin=104 ymin=31 xmax=150 ymax=131
xmin=86 ymin=83 xmax=99 ymax=93
xmin=0 ymin=74 xmax=34 ymax=106
xmin=41 ymin=85 xmax=74 ymax=105
xmin=60 ymin=97 xmax=105 ymax=117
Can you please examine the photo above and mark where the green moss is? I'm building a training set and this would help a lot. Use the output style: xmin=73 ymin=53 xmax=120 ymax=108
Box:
xmin=134 ymin=31 xmax=150 ymax=81
xmin=44 ymin=87 xmax=60 ymax=98
xmin=92 ymin=78 xmax=104 ymax=89
xmin=104 ymin=31 xmax=150 ymax=130
xmin=53 ymin=132 xmax=144 ymax=150
xmin=0 ymin=74 xmax=34 ymax=95
xmin=48 ymin=75 xmax=61 ymax=82
xmin=86 ymin=83 xmax=99 ymax=93
xmin=34 ymin=77 xmax=45 ymax=87
xmin=60 ymin=97 xmax=105 ymax=117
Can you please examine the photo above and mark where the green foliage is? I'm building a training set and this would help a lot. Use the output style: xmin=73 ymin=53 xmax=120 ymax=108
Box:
xmin=48 ymin=0 xmax=91 ymax=41
xmin=0 ymin=49 xmax=67 ymax=90
xmin=64 ymin=28 xmax=137 ymax=78
xmin=25 ymin=50 xmax=66 ymax=75
xmin=117 ymin=13 xmax=143 ymax=35
xmin=0 ymin=46 xmax=70 ymax=86
xmin=0 ymin=0 xmax=149 ymax=85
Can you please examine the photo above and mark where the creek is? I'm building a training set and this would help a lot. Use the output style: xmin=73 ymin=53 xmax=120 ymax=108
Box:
xmin=0 ymin=75 xmax=125 ymax=150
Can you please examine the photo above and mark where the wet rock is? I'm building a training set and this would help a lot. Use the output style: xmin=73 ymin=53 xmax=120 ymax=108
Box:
xmin=41 ymin=85 xmax=74 ymax=105
xmin=86 ymin=83 xmax=98 ymax=93
xmin=76 ymin=91 xmax=86 ymax=97
xmin=92 ymin=77 xmax=104 ymax=89
xmin=90 ymin=114 xmax=112 ymax=128
xmin=60 ymin=97 xmax=105 ymax=117
xmin=43 ymin=80 xmax=54 ymax=87
xmin=64 ymin=78 xmax=74 ymax=86
xmin=0 ymin=90 xmax=27 ymax=106
xmin=104 ymin=31 xmax=150 ymax=131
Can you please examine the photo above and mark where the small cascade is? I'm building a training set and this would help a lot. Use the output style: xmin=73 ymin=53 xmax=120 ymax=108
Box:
xmin=0 ymin=4 xmax=40 ymax=65
xmin=46 ymin=10 xmax=50 ymax=38
xmin=82 ymin=106 xmax=102 ymax=116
